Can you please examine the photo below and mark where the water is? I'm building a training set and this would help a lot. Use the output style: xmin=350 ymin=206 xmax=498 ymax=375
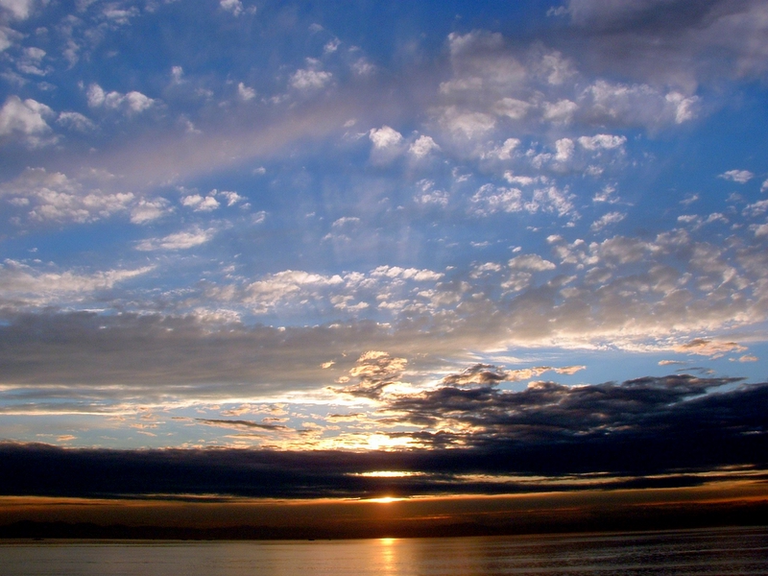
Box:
xmin=1 ymin=526 xmax=767 ymax=575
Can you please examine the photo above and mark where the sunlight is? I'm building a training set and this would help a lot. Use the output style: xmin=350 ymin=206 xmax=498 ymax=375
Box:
xmin=366 ymin=496 xmax=404 ymax=504
xmin=354 ymin=471 xmax=418 ymax=478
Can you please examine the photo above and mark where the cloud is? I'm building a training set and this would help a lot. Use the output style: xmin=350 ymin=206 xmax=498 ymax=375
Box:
xmin=0 ymin=96 xmax=54 ymax=146
xmin=0 ymin=0 xmax=35 ymax=20
xmin=543 ymin=99 xmax=578 ymax=124
xmin=182 ymin=193 xmax=220 ymax=212
xmin=0 ymin=168 xmax=141 ymax=224
xmin=130 ymin=198 xmax=170 ymax=224
xmin=196 ymin=418 xmax=290 ymax=431
xmin=580 ymin=81 xmax=698 ymax=127
xmin=1 ymin=376 xmax=765 ymax=499
xmin=409 ymin=135 xmax=440 ymax=158
xmin=591 ymin=211 xmax=626 ymax=232
xmin=674 ymin=338 xmax=748 ymax=359
xmin=219 ymin=0 xmax=243 ymax=16
xmin=578 ymin=134 xmax=627 ymax=151
xmin=56 ymin=111 xmax=96 ymax=132
xmin=563 ymin=0 xmax=768 ymax=85
xmin=471 ymin=184 xmax=574 ymax=217
xmin=719 ymin=169 xmax=754 ymax=184
xmin=339 ymin=351 xmax=408 ymax=399
xmin=237 ymin=82 xmax=256 ymax=101
xmin=508 ymin=254 xmax=556 ymax=272
xmin=87 ymin=84 xmax=154 ymax=114
xmin=136 ymin=227 xmax=216 ymax=251
xmin=369 ymin=125 xmax=404 ymax=163
xmin=290 ymin=68 xmax=332 ymax=91
xmin=0 ymin=260 xmax=153 ymax=308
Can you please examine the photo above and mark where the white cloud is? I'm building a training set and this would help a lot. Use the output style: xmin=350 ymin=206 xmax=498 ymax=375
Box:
xmin=487 ymin=138 xmax=520 ymax=161
xmin=136 ymin=228 xmax=216 ymax=251
xmin=0 ymin=95 xmax=53 ymax=146
xmin=509 ymin=254 xmax=556 ymax=271
xmin=324 ymin=38 xmax=340 ymax=54
xmin=369 ymin=125 xmax=404 ymax=164
xmin=182 ymin=193 xmax=220 ymax=212
xmin=87 ymin=84 xmax=154 ymax=114
xmin=237 ymin=82 xmax=256 ymax=101
xmin=130 ymin=198 xmax=170 ymax=224
xmin=220 ymin=0 xmax=243 ymax=16
xmin=369 ymin=125 xmax=403 ymax=149
xmin=351 ymin=58 xmax=375 ymax=76
xmin=0 ymin=26 xmax=15 ymax=52
xmin=17 ymin=46 xmax=47 ymax=76
xmin=56 ymin=111 xmax=96 ymax=132
xmin=593 ymin=185 xmax=618 ymax=203
xmin=439 ymin=106 xmax=496 ymax=138
xmin=415 ymin=180 xmax=448 ymax=207
xmin=493 ymin=97 xmax=531 ymax=120
xmin=591 ymin=211 xmax=626 ymax=232
xmin=543 ymin=99 xmax=578 ymax=123
xmin=290 ymin=68 xmax=332 ymax=90
xmin=0 ymin=260 xmax=153 ymax=307
xmin=0 ymin=0 xmax=35 ymax=20
xmin=719 ymin=169 xmax=754 ymax=184
xmin=408 ymin=135 xmax=440 ymax=158
xmin=409 ymin=135 xmax=440 ymax=158
xmin=554 ymin=138 xmax=574 ymax=161
xmin=578 ymin=134 xmax=627 ymax=151
xmin=217 ymin=190 xmax=245 ymax=206
xmin=1 ymin=168 xmax=140 ymax=224
xmin=581 ymin=80 xmax=698 ymax=127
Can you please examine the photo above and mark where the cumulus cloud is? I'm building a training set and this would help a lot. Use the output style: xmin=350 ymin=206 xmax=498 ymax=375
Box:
xmin=56 ymin=111 xmax=96 ymax=132
xmin=675 ymin=338 xmax=748 ymax=359
xmin=182 ymin=193 xmax=220 ymax=212
xmin=0 ymin=0 xmax=35 ymax=20
xmin=0 ymin=96 xmax=54 ymax=146
xmin=136 ymin=228 xmax=216 ymax=251
xmin=290 ymin=67 xmax=332 ymax=90
xmin=339 ymin=351 xmax=408 ymax=399
xmin=578 ymin=134 xmax=626 ymax=151
xmin=591 ymin=211 xmax=626 ymax=232
xmin=559 ymin=0 xmax=768 ymax=91
xmin=0 ymin=168 xmax=140 ymax=224
xmin=130 ymin=198 xmax=170 ymax=224
xmin=369 ymin=125 xmax=404 ymax=163
xmin=219 ymin=0 xmax=243 ymax=16
xmin=719 ymin=169 xmax=754 ymax=184
xmin=237 ymin=82 xmax=256 ymax=101
xmin=87 ymin=84 xmax=154 ymax=114
xmin=0 ymin=260 xmax=153 ymax=308
xmin=409 ymin=135 xmax=440 ymax=158
xmin=471 ymin=184 xmax=574 ymax=218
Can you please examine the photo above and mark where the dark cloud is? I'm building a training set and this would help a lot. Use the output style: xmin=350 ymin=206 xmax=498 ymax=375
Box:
xmin=560 ymin=0 xmax=768 ymax=86
xmin=2 ymin=377 xmax=766 ymax=500
xmin=195 ymin=419 xmax=291 ymax=432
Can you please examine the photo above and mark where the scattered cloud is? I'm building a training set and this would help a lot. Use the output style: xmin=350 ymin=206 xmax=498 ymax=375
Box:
xmin=719 ymin=169 xmax=754 ymax=184
xmin=136 ymin=227 xmax=216 ymax=251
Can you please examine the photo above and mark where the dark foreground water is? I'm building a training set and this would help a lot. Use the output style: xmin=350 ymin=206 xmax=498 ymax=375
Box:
xmin=1 ymin=526 xmax=767 ymax=575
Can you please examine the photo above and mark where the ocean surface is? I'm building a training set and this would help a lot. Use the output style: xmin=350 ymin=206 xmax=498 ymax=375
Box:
xmin=1 ymin=526 xmax=767 ymax=575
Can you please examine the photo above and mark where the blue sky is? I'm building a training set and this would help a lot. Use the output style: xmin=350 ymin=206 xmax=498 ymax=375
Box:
xmin=1 ymin=0 xmax=768 ymax=467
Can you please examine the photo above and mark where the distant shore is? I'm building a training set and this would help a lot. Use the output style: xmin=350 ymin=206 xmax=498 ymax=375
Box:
xmin=3 ymin=499 xmax=767 ymax=540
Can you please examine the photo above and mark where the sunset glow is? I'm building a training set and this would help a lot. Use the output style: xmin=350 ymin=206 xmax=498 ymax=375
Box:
xmin=0 ymin=0 xmax=767 ymax=538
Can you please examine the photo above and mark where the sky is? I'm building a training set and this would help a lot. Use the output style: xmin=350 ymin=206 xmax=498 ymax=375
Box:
xmin=1 ymin=0 xmax=768 ymax=532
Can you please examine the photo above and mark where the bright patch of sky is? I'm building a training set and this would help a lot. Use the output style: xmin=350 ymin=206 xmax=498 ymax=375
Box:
xmin=1 ymin=0 xmax=768 ymax=449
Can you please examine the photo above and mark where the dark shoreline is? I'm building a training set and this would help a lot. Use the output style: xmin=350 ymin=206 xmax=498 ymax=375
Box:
xmin=3 ymin=499 xmax=766 ymax=540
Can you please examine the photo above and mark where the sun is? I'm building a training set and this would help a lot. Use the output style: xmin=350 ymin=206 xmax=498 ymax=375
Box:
xmin=366 ymin=496 xmax=402 ymax=504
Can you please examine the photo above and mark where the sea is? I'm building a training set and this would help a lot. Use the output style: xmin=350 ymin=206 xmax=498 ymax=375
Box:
xmin=1 ymin=526 xmax=767 ymax=575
